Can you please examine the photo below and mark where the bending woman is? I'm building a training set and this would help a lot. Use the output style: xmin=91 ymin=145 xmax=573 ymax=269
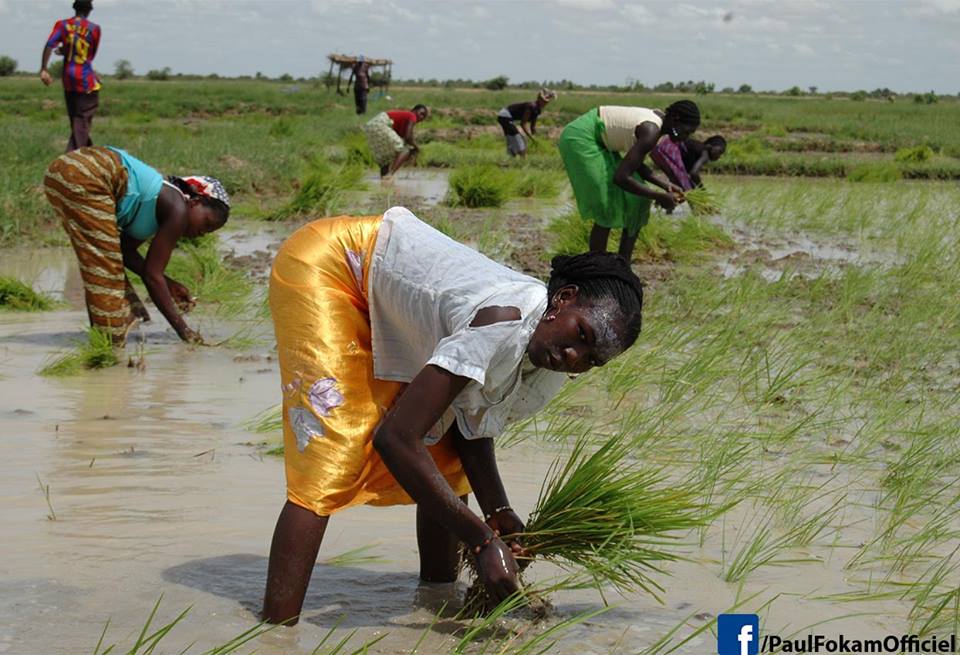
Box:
xmin=43 ymin=146 xmax=230 ymax=344
xmin=496 ymin=88 xmax=556 ymax=158
xmin=558 ymin=100 xmax=701 ymax=260
xmin=262 ymin=206 xmax=644 ymax=624
xmin=651 ymin=134 xmax=726 ymax=191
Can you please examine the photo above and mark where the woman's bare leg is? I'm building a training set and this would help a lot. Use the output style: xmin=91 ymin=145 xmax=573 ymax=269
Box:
xmin=417 ymin=495 xmax=468 ymax=582
xmin=262 ymin=500 xmax=329 ymax=625
xmin=589 ymin=224 xmax=611 ymax=253
xmin=618 ymin=230 xmax=639 ymax=261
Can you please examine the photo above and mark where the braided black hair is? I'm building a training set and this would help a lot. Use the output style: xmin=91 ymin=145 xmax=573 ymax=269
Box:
xmin=547 ymin=252 xmax=644 ymax=350
xmin=665 ymin=100 xmax=701 ymax=129
xmin=166 ymin=176 xmax=230 ymax=225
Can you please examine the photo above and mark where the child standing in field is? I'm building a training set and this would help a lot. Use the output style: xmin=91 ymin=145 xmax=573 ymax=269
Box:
xmin=262 ymin=206 xmax=644 ymax=624
xmin=363 ymin=105 xmax=429 ymax=177
xmin=496 ymin=89 xmax=557 ymax=158
xmin=40 ymin=0 xmax=101 ymax=152
xmin=558 ymin=100 xmax=701 ymax=259
xmin=651 ymin=135 xmax=727 ymax=191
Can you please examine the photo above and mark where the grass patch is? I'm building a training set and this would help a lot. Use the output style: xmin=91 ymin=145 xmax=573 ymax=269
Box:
xmin=683 ymin=186 xmax=722 ymax=216
xmin=38 ymin=327 xmax=119 ymax=376
xmin=270 ymin=157 xmax=365 ymax=219
xmin=163 ymin=233 xmax=252 ymax=313
xmin=447 ymin=166 xmax=509 ymax=207
xmin=847 ymin=161 xmax=903 ymax=182
xmin=0 ymin=275 xmax=55 ymax=310
xmin=895 ymin=145 xmax=935 ymax=163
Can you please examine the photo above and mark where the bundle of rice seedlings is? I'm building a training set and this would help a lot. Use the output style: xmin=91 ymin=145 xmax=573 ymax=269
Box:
xmin=448 ymin=166 xmax=508 ymax=208
xmin=462 ymin=434 xmax=709 ymax=614
xmin=242 ymin=404 xmax=282 ymax=434
xmin=683 ymin=187 xmax=722 ymax=216
xmin=0 ymin=276 xmax=55 ymax=311
xmin=38 ymin=327 xmax=119 ymax=376
xmin=164 ymin=233 xmax=252 ymax=311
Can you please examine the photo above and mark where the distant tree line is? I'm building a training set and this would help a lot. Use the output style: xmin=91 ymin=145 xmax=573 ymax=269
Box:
xmin=0 ymin=55 xmax=950 ymax=102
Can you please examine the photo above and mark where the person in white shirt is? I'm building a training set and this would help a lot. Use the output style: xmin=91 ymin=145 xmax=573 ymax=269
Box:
xmin=261 ymin=206 xmax=645 ymax=624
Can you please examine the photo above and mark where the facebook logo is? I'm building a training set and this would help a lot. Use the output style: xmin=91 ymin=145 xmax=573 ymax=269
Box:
xmin=718 ymin=614 xmax=759 ymax=655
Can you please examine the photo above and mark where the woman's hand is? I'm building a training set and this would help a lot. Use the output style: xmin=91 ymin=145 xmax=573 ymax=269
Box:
xmin=166 ymin=278 xmax=196 ymax=312
xmin=656 ymin=192 xmax=678 ymax=212
xmin=40 ymin=69 xmax=53 ymax=86
xmin=177 ymin=325 xmax=204 ymax=345
xmin=486 ymin=507 xmax=526 ymax=556
xmin=474 ymin=536 xmax=521 ymax=602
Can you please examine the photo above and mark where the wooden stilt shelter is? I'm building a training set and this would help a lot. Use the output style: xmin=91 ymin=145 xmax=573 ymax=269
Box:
xmin=325 ymin=54 xmax=393 ymax=96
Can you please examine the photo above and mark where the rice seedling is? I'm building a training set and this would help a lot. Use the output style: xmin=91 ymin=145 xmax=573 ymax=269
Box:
xmin=38 ymin=327 xmax=119 ymax=376
xmin=242 ymin=404 xmax=282 ymax=434
xmin=91 ymin=597 xmax=388 ymax=654
xmin=163 ymin=233 xmax=253 ymax=312
xmin=0 ymin=276 xmax=55 ymax=310
xmin=894 ymin=145 xmax=935 ymax=163
xmin=683 ymin=187 xmax=722 ymax=216
xmin=447 ymin=166 xmax=509 ymax=208
xmin=36 ymin=473 xmax=56 ymax=521
xmin=321 ymin=543 xmax=388 ymax=567
xmin=847 ymin=162 xmax=902 ymax=182
xmin=270 ymin=157 xmax=365 ymax=219
xmin=462 ymin=433 xmax=712 ymax=615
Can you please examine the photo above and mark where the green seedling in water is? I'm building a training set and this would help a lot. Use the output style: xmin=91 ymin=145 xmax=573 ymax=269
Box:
xmin=38 ymin=327 xmax=119 ymax=377
xmin=36 ymin=473 xmax=56 ymax=521
xmin=0 ymin=276 xmax=56 ymax=311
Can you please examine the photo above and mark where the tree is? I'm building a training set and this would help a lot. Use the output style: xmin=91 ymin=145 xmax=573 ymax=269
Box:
xmin=737 ymin=84 xmax=753 ymax=94
xmin=483 ymin=75 xmax=509 ymax=91
xmin=146 ymin=67 xmax=171 ymax=81
xmin=695 ymin=81 xmax=715 ymax=95
xmin=785 ymin=86 xmax=803 ymax=96
xmin=0 ymin=55 xmax=16 ymax=77
xmin=114 ymin=59 xmax=134 ymax=80
xmin=808 ymin=86 xmax=818 ymax=95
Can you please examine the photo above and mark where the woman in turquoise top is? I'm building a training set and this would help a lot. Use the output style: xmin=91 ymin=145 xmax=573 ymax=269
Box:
xmin=43 ymin=146 xmax=231 ymax=344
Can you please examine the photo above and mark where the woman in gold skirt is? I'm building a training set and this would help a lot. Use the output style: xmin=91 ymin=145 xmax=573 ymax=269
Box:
xmin=263 ymin=206 xmax=645 ymax=624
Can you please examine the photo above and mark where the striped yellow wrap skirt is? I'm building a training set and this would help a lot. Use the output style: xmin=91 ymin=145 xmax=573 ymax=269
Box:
xmin=43 ymin=146 xmax=144 ymax=343
xmin=269 ymin=215 xmax=470 ymax=516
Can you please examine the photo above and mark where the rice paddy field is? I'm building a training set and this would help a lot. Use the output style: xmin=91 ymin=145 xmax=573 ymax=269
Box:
xmin=2 ymin=77 xmax=959 ymax=654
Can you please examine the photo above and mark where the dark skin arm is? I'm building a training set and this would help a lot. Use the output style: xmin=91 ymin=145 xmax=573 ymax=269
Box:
xmin=614 ymin=122 xmax=682 ymax=211
xmin=39 ymin=46 xmax=55 ymax=86
xmin=372 ymin=306 xmax=523 ymax=601
xmin=689 ymin=151 xmax=711 ymax=187
xmin=403 ymin=120 xmax=418 ymax=151
xmin=133 ymin=186 xmax=201 ymax=342
xmin=520 ymin=106 xmax=535 ymax=139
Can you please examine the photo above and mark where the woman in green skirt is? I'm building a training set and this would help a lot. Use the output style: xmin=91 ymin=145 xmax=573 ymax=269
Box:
xmin=558 ymin=100 xmax=701 ymax=260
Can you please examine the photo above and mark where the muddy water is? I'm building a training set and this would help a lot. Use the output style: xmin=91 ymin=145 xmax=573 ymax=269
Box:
xmin=0 ymin=237 xmax=905 ymax=654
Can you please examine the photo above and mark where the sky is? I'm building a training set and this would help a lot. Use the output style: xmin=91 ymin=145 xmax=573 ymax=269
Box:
xmin=1 ymin=0 xmax=958 ymax=93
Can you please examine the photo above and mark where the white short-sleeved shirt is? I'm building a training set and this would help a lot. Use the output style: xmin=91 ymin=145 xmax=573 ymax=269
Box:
xmin=598 ymin=106 xmax=663 ymax=153
xmin=369 ymin=207 xmax=566 ymax=443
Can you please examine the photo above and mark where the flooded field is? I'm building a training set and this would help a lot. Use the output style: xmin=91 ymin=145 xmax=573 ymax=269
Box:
xmin=2 ymin=173 xmax=959 ymax=654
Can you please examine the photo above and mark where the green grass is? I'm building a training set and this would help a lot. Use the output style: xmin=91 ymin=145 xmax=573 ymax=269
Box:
xmin=270 ymin=157 xmax=365 ymax=219
xmin=0 ymin=275 xmax=55 ymax=310
xmin=161 ymin=233 xmax=252 ymax=312
xmin=448 ymin=166 xmax=508 ymax=207
xmin=38 ymin=326 xmax=120 ymax=376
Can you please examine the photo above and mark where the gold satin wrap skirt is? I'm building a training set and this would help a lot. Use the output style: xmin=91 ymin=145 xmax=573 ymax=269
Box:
xmin=269 ymin=215 xmax=470 ymax=517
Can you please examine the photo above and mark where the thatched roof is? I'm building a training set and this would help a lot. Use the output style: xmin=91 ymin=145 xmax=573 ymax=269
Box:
xmin=327 ymin=54 xmax=392 ymax=66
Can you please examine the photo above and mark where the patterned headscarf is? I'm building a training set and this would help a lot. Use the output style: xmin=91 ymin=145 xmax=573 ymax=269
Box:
xmin=538 ymin=88 xmax=558 ymax=103
xmin=179 ymin=176 xmax=231 ymax=207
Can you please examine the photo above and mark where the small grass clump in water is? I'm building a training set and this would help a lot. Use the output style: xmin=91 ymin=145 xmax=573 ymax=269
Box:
xmin=271 ymin=157 xmax=365 ymax=219
xmin=448 ymin=166 xmax=509 ymax=208
xmin=0 ymin=276 xmax=55 ymax=311
xmin=683 ymin=187 xmax=722 ymax=216
xmin=38 ymin=327 xmax=119 ymax=376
